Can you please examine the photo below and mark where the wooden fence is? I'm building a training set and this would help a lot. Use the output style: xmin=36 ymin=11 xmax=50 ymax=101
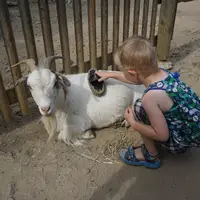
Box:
xmin=0 ymin=0 xmax=193 ymax=122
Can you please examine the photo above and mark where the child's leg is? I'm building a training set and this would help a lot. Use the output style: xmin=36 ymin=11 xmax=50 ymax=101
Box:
xmin=119 ymin=98 xmax=160 ymax=169
xmin=133 ymin=98 xmax=158 ymax=155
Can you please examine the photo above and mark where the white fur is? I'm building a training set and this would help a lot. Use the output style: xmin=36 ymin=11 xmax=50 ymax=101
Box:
xmin=26 ymin=68 xmax=146 ymax=146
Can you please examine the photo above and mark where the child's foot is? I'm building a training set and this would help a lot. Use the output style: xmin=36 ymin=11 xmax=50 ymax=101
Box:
xmin=119 ymin=144 xmax=161 ymax=169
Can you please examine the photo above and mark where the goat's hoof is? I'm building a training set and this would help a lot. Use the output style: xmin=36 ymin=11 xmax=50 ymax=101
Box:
xmin=113 ymin=121 xmax=122 ymax=129
xmin=121 ymin=119 xmax=130 ymax=128
xmin=72 ymin=139 xmax=85 ymax=146
xmin=81 ymin=130 xmax=95 ymax=140
xmin=61 ymin=138 xmax=84 ymax=147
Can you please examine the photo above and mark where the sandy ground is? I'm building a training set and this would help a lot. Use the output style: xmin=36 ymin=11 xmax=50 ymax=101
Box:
xmin=1 ymin=0 xmax=200 ymax=200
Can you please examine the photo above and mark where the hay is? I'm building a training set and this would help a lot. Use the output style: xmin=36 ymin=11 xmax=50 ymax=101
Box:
xmin=74 ymin=128 xmax=143 ymax=165
xmin=102 ymin=128 xmax=142 ymax=159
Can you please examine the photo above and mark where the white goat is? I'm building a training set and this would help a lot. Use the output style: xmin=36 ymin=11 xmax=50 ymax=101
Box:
xmin=12 ymin=56 xmax=145 ymax=146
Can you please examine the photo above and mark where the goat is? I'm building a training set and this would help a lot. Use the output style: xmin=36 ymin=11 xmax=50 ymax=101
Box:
xmin=12 ymin=56 xmax=146 ymax=146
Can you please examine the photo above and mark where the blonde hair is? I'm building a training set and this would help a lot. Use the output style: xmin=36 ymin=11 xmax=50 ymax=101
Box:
xmin=114 ymin=36 xmax=158 ymax=77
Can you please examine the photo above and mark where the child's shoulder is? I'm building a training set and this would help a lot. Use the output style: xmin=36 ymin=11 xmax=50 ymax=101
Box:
xmin=142 ymin=89 xmax=168 ymax=104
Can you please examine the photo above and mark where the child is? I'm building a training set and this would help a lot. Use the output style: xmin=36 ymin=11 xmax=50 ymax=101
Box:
xmin=95 ymin=36 xmax=200 ymax=169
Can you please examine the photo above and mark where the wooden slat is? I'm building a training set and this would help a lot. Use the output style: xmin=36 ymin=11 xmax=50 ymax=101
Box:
xmin=133 ymin=0 xmax=140 ymax=35
xmin=5 ymin=85 xmax=31 ymax=105
xmin=112 ymin=0 xmax=120 ymax=70
xmin=157 ymin=0 xmax=178 ymax=60
xmin=101 ymin=0 xmax=108 ymax=70
xmin=123 ymin=0 xmax=131 ymax=41
xmin=0 ymin=0 xmax=30 ymax=115
xmin=0 ymin=72 xmax=12 ymax=121
xmin=69 ymin=52 xmax=113 ymax=74
xmin=142 ymin=0 xmax=149 ymax=38
xmin=38 ymin=0 xmax=55 ymax=70
xmin=17 ymin=0 xmax=38 ymax=64
xmin=73 ymin=0 xmax=85 ymax=73
xmin=56 ymin=0 xmax=72 ymax=74
xmin=150 ymin=0 xmax=158 ymax=42
xmin=170 ymin=2 xmax=178 ymax=41
xmin=87 ymin=0 xmax=97 ymax=69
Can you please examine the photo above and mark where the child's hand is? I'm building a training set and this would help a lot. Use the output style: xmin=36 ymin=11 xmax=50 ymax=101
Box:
xmin=95 ymin=71 xmax=112 ymax=82
xmin=124 ymin=106 xmax=135 ymax=126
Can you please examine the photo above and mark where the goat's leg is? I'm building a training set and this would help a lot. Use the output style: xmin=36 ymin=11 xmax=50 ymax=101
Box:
xmin=81 ymin=130 xmax=95 ymax=140
xmin=58 ymin=126 xmax=85 ymax=146
xmin=121 ymin=119 xmax=130 ymax=128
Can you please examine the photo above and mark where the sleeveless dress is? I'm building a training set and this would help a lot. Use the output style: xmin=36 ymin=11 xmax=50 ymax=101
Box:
xmin=133 ymin=69 xmax=200 ymax=154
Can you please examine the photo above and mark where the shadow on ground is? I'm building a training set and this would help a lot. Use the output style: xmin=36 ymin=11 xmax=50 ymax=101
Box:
xmin=0 ymin=100 xmax=40 ymax=134
xmin=170 ymin=38 xmax=200 ymax=64
xmin=89 ymin=148 xmax=200 ymax=200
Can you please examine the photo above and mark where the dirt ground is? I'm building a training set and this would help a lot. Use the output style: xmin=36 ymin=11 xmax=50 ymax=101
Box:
xmin=1 ymin=0 xmax=200 ymax=200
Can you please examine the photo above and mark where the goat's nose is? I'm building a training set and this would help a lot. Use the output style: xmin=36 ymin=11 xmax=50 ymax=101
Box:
xmin=41 ymin=106 xmax=50 ymax=112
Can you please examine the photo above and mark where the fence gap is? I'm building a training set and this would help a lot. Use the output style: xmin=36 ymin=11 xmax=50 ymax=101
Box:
xmin=0 ymin=0 xmax=29 ymax=115
xmin=133 ymin=0 xmax=140 ymax=36
xmin=149 ymin=0 xmax=158 ymax=43
xmin=17 ymin=0 xmax=38 ymax=64
xmin=101 ymin=0 xmax=108 ymax=70
xmin=142 ymin=0 xmax=149 ymax=38
xmin=38 ymin=0 xmax=55 ymax=70
xmin=73 ymin=0 xmax=85 ymax=73
xmin=56 ymin=0 xmax=72 ymax=74
xmin=87 ymin=0 xmax=97 ymax=69
xmin=123 ymin=0 xmax=131 ymax=41
xmin=112 ymin=0 xmax=120 ymax=70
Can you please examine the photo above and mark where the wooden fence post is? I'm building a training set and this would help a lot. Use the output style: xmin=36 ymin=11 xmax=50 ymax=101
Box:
xmin=0 ymin=72 xmax=12 ymax=121
xmin=123 ymin=0 xmax=131 ymax=41
xmin=0 ymin=0 xmax=30 ymax=116
xmin=112 ymin=0 xmax=120 ymax=70
xmin=157 ymin=0 xmax=178 ymax=61
xmin=17 ymin=0 xmax=38 ymax=65
xmin=87 ymin=0 xmax=97 ymax=69
xmin=73 ymin=0 xmax=85 ymax=73
xmin=38 ymin=0 xmax=56 ymax=70
xmin=56 ymin=0 xmax=72 ymax=74
xmin=133 ymin=0 xmax=140 ymax=36
xmin=101 ymin=0 xmax=108 ymax=70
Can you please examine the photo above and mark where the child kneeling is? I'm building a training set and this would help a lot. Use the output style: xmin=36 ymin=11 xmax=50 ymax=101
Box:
xmin=96 ymin=36 xmax=200 ymax=169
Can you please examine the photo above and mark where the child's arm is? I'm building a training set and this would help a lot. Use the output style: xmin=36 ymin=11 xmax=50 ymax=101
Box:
xmin=95 ymin=71 xmax=133 ymax=84
xmin=125 ymin=93 xmax=169 ymax=142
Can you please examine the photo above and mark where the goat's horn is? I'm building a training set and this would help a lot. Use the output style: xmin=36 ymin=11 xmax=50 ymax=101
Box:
xmin=11 ymin=59 xmax=36 ymax=72
xmin=44 ymin=55 xmax=64 ymax=70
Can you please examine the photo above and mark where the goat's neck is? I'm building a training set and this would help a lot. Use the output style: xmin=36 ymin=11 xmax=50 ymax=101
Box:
xmin=54 ymin=87 xmax=69 ymax=112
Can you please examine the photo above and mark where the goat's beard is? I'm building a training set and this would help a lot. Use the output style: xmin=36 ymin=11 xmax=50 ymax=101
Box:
xmin=41 ymin=113 xmax=58 ymax=143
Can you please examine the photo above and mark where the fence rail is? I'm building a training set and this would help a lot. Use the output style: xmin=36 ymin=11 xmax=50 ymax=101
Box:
xmin=0 ymin=0 xmax=193 ymax=121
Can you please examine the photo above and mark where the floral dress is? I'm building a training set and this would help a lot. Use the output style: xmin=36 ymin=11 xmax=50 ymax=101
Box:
xmin=133 ymin=69 xmax=200 ymax=154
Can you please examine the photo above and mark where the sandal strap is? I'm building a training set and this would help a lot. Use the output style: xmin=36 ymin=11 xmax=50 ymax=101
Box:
xmin=141 ymin=144 xmax=160 ymax=163
xmin=124 ymin=146 xmax=138 ymax=162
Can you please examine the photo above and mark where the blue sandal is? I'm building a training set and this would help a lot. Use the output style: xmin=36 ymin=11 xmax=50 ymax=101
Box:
xmin=119 ymin=144 xmax=161 ymax=169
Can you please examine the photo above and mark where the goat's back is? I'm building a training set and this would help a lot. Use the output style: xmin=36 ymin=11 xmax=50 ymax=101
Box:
xmin=65 ymin=72 xmax=145 ymax=129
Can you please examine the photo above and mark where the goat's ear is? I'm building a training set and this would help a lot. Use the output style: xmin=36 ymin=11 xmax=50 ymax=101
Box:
xmin=61 ymin=75 xmax=71 ymax=87
xmin=14 ymin=76 xmax=28 ymax=87
xmin=55 ymin=72 xmax=71 ymax=87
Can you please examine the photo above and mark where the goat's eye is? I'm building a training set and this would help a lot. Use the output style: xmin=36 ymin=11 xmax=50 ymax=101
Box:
xmin=54 ymin=80 xmax=59 ymax=88
xmin=27 ymin=85 xmax=32 ymax=90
